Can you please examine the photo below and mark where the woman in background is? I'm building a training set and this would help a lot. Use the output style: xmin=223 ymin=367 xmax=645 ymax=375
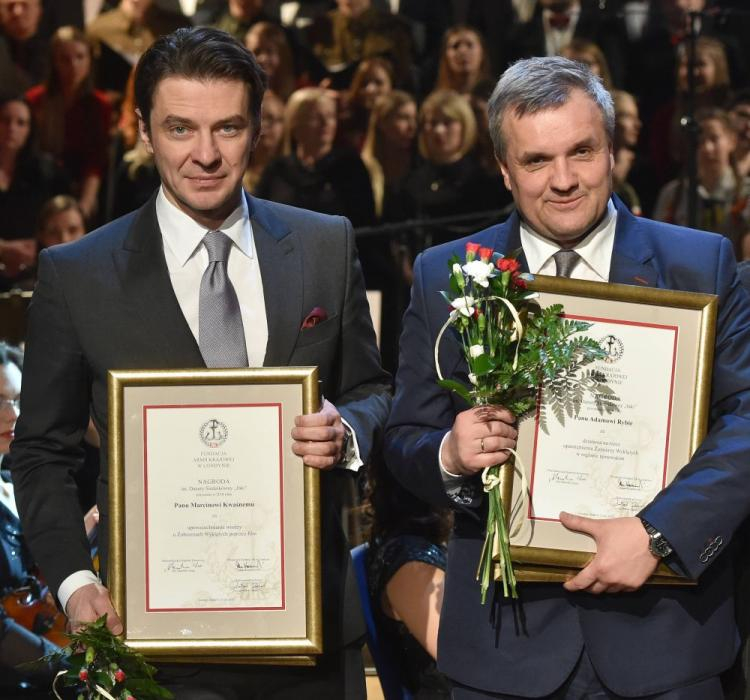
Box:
xmin=561 ymin=39 xmax=614 ymax=91
xmin=403 ymin=90 xmax=506 ymax=247
xmin=26 ymin=26 xmax=112 ymax=222
xmin=243 ymin=91 xmax=286 ymax=194
xmin=0 ymin=96 xmax=67 ymax=290
xmin=256 ymin=87 xmax=375 ymax=227
xmin=435 ymin=26 xmax=490 ymax=97
xmin=338 ymin=57 xmax=394 ymax=152
xmin=244 ymin=21 xmax=297 ymax=103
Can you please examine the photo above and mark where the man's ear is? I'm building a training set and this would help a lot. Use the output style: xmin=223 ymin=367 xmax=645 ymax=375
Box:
xmin=136 ymin=109 xmax=154 ymax=154
xmin=496 ymin=155 xmax=512 ymax=192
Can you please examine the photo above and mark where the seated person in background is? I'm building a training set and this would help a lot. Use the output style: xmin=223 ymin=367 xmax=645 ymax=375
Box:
xmin=612 ymin=89 xmax=644 ymax=215
xmin=364 ymin=454 xmax=452 ymax=699
xmin=654 ymin=107 xmax=750 ymax=259
xmin=242 ymin=89 xmax=284 ymax=193
xmin=36 ymin=194 xmax=86 ymax=249
xmin=403 ymin=89 xmax=509 ymax=248
xmin=256 ymin=86 xmax=375 ymax=227
xmin=244 ymin=21 xmax=297 ymax=103
xmin=0 ymin=95 xmax=67 ymax=291
xmin=0 ymin=342 xmax=59 ymax=692
xmin=434 ymin=25 xmax=490 ymax=98
xmin=730 ymin=90 xmax=750 ymax=181
xmin=0 ymin=0 xmax=50 ymax=94
xmin=26 ymin=26 xmax=112 ymax=222
xmin=337 ymin=56 xmax=393 ymax=152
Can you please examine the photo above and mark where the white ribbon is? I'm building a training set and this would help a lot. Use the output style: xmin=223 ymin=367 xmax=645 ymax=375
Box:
xmin=53 ymin=670 xmax=118 ymax=700
xmin=482 ymin=447 xmax=531 ymax=541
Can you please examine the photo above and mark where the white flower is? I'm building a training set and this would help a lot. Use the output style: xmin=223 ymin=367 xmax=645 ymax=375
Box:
xmin=450 ymin=296 xmax=476 ymax=317
xmin=469 ymin=344 xmax=485 ymax=358
xmin=468 ymin=372 xmax=478 ymax=385
xmin=452 ymin=263 xmax=463 ymax=276
xmin=462 ymin=260 xmax=495 ymax=288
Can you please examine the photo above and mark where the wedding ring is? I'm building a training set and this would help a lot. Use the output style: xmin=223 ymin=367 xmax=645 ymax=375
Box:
xmin=480 ymin=438 xmax=485 ymax=453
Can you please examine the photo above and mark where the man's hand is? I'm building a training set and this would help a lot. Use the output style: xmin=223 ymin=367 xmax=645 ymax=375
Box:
xmin=66 ymin=582 xmax=123 ymax=634
xmin=561 ymin=513 xmax=659 ymax=594
xmin=291 ymin=399 xmax=346 ymax=470
xmin=440 ymin=405 xmax=517 ymax=476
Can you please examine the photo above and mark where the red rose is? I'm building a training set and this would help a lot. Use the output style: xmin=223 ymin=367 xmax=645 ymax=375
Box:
xmin=512 ymin=274 xmax=527 ymax=289
xmin=465 ymin=242 xmax=481 ymax=254
xmin=479 ymin=247 xmax=492 ymax=261
xmin=115 ymin=669 xmax=126 ymax=683
xmin=79 ymin=669 xmax=89 ymax=682
xmin=497 ymin=258 xmax=520 ymax=273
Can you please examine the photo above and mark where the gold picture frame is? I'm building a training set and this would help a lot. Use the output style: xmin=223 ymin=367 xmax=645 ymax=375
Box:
xmin=503 ymin=276 xmax=717 ymax=582
xmin=108 ymin=367 xmax=322 ymax=664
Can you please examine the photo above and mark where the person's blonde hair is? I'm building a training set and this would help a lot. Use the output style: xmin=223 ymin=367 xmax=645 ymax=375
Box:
xmin=677 ymin=36 xmax=731 ymax=92
xmin=282 ymin=87 xmax=336 ymax=154
xmin=418 ymin=89 xmax=477 ymax=162
xmin=361 ymin=90 xmax=416 ymax=217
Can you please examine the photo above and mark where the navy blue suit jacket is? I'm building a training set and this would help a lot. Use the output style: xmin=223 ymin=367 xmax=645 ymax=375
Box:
xmin=384 ymin=197 xmax=750 ymax=696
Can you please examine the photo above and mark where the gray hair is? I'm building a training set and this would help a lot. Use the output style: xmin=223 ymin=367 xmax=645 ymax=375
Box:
xmin=487 ymin=56 xmax=615 ymax=160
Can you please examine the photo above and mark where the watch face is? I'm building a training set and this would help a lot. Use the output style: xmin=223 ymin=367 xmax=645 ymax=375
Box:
xmin=650 ymin=535 xmax=672 ymax=558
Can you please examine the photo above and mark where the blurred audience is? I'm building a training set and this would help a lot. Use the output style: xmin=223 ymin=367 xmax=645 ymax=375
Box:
xmin=307 ymin=0 xmax=414 ymax=89
xmin=0 ymin=95 xmax=66 ymax=290
xmin=26 ymin=25 xmax=112 ymax=221
xmin=612 ymin=89 xmax=645 ymax=215
xmin=212 ymin=0 xmax=271 ymax=43
xmin=730 ymin=90 xmax=750 ymax=181
xmin=87 ymin=0 xmax=189 ymax=94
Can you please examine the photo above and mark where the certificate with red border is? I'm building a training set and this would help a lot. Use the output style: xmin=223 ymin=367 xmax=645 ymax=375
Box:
xmin=502 ymin=277 xmax=716 ymax=581
xmin=108 ymin=368 xmax=323 ymax=663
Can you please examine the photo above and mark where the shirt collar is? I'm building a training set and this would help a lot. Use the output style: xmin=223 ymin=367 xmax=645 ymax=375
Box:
xmin=520 ymin=198 xmax=617 ymax=281
xmin=156 ymin=186 xmax=254 ymax=267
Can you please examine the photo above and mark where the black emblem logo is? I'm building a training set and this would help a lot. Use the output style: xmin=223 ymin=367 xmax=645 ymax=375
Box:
xmin=200 ymin=419 xmax=228 ymax=447
xmin=599 ymin=334 xmax=624 ymax=364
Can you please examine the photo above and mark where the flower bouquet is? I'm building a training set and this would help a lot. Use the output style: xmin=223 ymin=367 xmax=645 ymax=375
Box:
xmin=43 ymin=615 xmax=173 ymax=700
xmin=436 ymin=243 xmax=617 ymax=602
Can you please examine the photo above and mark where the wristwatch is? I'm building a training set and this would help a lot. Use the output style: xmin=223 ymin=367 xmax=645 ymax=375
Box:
xmin=639 ymin=518 xmax=673 ymax=558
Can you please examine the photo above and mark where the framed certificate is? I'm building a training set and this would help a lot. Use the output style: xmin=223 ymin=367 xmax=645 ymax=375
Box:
xmin=502 ymin=276 xmax=717 ymax=581
xmin=108 ymin=367 xmax=322 ymax=663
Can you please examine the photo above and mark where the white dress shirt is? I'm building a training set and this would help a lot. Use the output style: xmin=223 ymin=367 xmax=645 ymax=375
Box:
xmin=440 ymin=200 xmax=618 ymax=484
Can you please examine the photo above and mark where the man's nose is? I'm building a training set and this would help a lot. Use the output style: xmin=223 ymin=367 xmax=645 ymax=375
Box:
xmin=192 ymin=132 xmax=221 ymax=167
xmin=549 ymin=158 xmax=577 ymax=192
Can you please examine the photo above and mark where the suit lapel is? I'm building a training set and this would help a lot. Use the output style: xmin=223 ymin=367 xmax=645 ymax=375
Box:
xmin=249 ymin=196 xmax=304 ymax=366
xmin=608 ymin=196 xmax=659 ymax=287
xmin=111 ymin=195 xmax=205 ymax=367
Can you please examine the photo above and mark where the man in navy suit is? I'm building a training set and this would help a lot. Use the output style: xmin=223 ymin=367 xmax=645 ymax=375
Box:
xmin=385 ymin=55 xmax=750 ymax=699
xmin=10 ymin=27 xmax=390 ymax=699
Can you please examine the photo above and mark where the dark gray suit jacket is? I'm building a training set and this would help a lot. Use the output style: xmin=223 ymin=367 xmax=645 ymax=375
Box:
xmin=10 ymin=192 xmax=392 ymax=651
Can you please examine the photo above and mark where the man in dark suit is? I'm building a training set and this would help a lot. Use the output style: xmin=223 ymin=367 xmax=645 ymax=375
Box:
xmin=10 ymin=26 xmax=390 ymax=699
xmin=385 ymin=55 xmax=750 ymax=699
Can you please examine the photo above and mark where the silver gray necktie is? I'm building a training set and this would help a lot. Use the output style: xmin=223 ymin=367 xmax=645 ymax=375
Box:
xmin=553 ymin=249 xmax=580 ymax=278
xmin=199 ymin=230 xmax=248 ymax=368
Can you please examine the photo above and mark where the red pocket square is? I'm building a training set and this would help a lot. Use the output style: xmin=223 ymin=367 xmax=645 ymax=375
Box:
xmin=301 ymin=307 xmax=328 ymax=329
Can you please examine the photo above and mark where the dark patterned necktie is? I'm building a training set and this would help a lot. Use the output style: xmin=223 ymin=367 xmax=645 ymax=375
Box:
xmin=198 ymin=230 xmax=248 ymax=368
xmin=553 ymin=249 xmax=580 ymax=278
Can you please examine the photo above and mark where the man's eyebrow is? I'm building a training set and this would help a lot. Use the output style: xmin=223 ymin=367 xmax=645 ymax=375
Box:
xmin=161 ymin=114 xmax=249 ymax=127
xmin=162 ymin=115 xmax=196 ymax=127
